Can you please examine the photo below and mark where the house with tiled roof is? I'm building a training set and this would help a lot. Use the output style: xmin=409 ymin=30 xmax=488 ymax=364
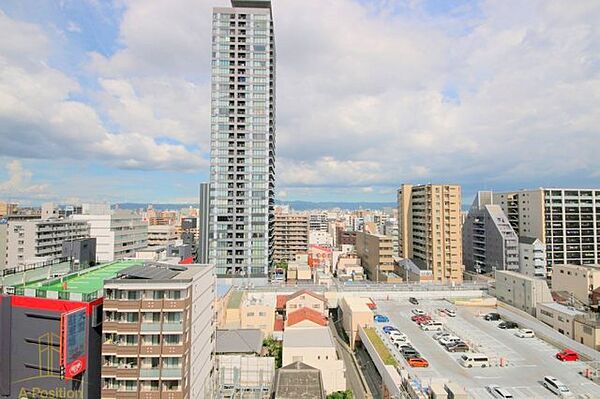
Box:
xmin=276 ymin=289 xmax=328 ymax=316
xmin=286 ymin=307 xmax=328 ymax=328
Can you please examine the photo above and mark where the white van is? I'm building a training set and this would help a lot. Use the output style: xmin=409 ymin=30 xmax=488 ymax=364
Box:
xmin=421 ymin=321 xmax=443 ymax=331
xmin=459 ymin=353 xmax=490 ymax=368
xmin=543 ymin=376 xmax=572 ymax=397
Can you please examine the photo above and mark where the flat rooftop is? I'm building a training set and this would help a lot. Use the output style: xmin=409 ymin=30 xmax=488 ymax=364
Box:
xmin=283 ymin=327 xmax=334 ymax=348
xmin=20 ymin=260 xmax=142 ymax=294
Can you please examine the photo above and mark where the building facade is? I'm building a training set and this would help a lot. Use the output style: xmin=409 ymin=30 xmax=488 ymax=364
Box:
xmin=463 ymin=191 xmax=519 ymax=274
xmin=551 ymin=264 xmax=600 ymax=305
xmin=495 ymin=270 xmax=553 ymax=316
xmin=273 ymin=213 xmax=309 ymax=263
xmin=355 ymin=231 xmax=395 ymax=281
xmin=73 ymin=210 xmax=148 ymax=263
xmin=493 ymin=188 xmax=600 ymax=272
xmin=5 ymin=218 xmax=90 ymax=267
xmin=148 ymin=225 xmax=179 ymax=247
xmin=519 ymin=236 xmax=547 ymax=278
xmin=397 ymin=184 xmax=463 ymax=283
xmin=102 ymin=262 xmax=216 ymax=399
xmin=209 ymin=0 xmax=276 ymax=278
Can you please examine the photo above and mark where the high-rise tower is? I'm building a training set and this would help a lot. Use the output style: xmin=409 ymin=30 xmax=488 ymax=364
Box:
xmin=209 ymin=0 xmax=276 ymax=278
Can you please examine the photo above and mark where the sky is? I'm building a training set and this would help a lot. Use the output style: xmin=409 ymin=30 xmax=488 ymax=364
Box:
xmin=0 ymin=0 xmax=599 ymax=206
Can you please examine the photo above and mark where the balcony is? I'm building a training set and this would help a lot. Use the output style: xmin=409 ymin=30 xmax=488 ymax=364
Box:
xmin=101 ymin=365 xmax=117 ymax=376
xmin=163 ymin=299 xmax=189 ymax=310
xmin=162 ymin=345 xmax=185 ymax=356
xmin=114 ymin=391 xmax=138 ymax=399
xmin=140 ymin=345 xmax=162 ymax=356
xmin=139 ymin=369 xmax=161 ymax=379
xmin=116 ymin=368 xmax=140 ymax=379
xmin=101 ymin=388 xmax=117 ymax=398
xmin=103 ymin=322 xmax=140 ymax=333
xmin=116 ymin=346 xmax=140 ymax=356
xmin=141 ymin=300 xmax=164 ymax=310
xmin=140 ymin=323 xmax=162 ymax=333
xmin=104 ymin=299 xmax=141 ymax=311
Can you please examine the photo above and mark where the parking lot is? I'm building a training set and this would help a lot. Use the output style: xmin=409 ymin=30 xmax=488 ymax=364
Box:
xmin=375 ymin=299 xmax=600 ymax=398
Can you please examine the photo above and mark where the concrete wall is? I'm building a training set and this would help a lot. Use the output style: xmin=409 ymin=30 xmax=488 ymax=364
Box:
xmin=552 ymin=264 xmax=600 ymax=305
xmin=495 ymin=270 xmax=552 ymax=316
xmin=536 ymin=302 xmax=583 ymax=339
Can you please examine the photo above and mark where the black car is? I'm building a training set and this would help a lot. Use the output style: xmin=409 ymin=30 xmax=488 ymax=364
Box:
xmin=484 ymin=312 xmax=501 ymax=321
xmin=498 ymin=321 xmax=518 ymax=329
xmin=401 ymin=347 xmax=420 ymax=359
xmin=409 ymin=297 xmax=419 ymax=305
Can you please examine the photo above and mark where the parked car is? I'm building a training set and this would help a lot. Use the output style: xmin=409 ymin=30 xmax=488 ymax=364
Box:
xmin=556 ymin=349 xmax=579 ymax=362
xmin=374 ymin=314 xmax=389 ymax=323
xmin=389 ymin=331 xmax=408 ymax=341
xmin=412 ymin=308 xmax=426 ymax=316
xmin=409 ymin=297 xmax=419 ymax=305
xmin=407 ymin=357 xmax=429 ymax=368
xmin=486 ymin=385 xmax=514 ymax=399
xmin=542 ymin=376 xmax=572 ymax=397
xmin=445 ymin=342 xmax=470 ymax=352
xmin=444 ymin=308 xmax=456 ymax=317
xmin=433 ymin=332 xmax=452 ymax=340
xmin=421 ymin=321 xmax=444 ymax=331
xmin=401 ymin=347 xmax=420 ymax=359
xmin=498 ymin=321 xmax=518 ymax=329
xmin=390 ymin=335 xmax=409 ymax=344
xmin=383 ymin=325 xmax=398 ymax=333
xmin=439 ymin=335 xmax=461 ymax=346
xmin=459 ymin=353 xmax=490 ymax=368
xmin=411 ymin=315 xmax=430 ymax=323
xmin=515 ymin=328 xmax=535 ymax=338
xmin=395 ymin=342 xmax=413 ymax=350
xmin=484 ymin=312 xmax=501 ymax=321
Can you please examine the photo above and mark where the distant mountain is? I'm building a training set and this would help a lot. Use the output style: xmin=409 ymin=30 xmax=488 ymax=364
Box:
xmin=116 ymin=200 xmax=396 ymax=211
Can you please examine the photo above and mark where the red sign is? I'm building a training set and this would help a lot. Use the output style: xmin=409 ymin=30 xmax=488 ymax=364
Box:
xmin=60 ymin=308 xmax=88 ymax=379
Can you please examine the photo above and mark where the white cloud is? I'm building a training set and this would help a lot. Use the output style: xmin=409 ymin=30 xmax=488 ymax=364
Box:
xmin=0 ymin=160 xmax=50 ymax=198
xmin=66 ymin=21 xmax=81 ymax=33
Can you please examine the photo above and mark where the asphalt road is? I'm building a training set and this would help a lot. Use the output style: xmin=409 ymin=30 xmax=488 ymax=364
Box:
xmin=375 ymin=299 xmax=600 ymax=398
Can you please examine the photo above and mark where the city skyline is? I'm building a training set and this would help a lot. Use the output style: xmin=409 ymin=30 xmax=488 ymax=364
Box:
xmin=1 ymin=0 xmax=599 ymax=205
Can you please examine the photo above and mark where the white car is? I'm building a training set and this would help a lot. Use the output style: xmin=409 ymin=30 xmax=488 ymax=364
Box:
xmin=412 ymin=309 xmax=426 ymax=316
xmin=390 ymin=335 xmax=409 ymax=344
xmin=439 ymin=336 xmax=461 ymax=346
xmin=543 ymin=376 xmax=572 ymax=397
xmin=515 ymin=328 xmax=535 ymax=338
xmin=444 ymin=308 xmax=456 ymax=317
xmin=486 ymin=385 xmax=514 ymax=399
xmin=433 ymin=332 xmax=451 ymax=340
xmin=389 ymin=332 xmax=408 ymax=341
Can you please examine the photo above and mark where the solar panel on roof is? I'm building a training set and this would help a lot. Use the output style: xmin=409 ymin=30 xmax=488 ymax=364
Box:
xmin=119 ymin=265 xmax=179 ymax=280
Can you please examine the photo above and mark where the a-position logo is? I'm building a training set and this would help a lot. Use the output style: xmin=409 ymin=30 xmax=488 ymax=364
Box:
xmin=68 ymin=360 xmax=83 ymax=377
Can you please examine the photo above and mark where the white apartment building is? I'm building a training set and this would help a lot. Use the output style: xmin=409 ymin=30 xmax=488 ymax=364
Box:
xmin=309 ymin=212 xmax=329 ymax=232
xmin=519 ymin=236 xmax=547 ymax=278
xmin=493 ymin=188 xmax=600 ymax=272
xmin=5 ymin=218 xmax=89 ymax=267
xmin=209 ymin=0 xmax=276 ymax=278
xmin=73 ymin=210 xmax=147 ymax=263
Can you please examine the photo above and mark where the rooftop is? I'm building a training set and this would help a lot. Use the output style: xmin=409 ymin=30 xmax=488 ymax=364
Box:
xmin=274 ymin=362 xmax=325 ymax=399
xmin=342 ymin=296 xmax=372 ymax=312
xmin=283 ymin=327 xmax=334 ymax=348
xmin=216 ymin=329 xmax=264 ymax=354
xmin=19 ymin=260 xmax=142 ymax=294
xmin=287 ymin=307 xmax=328 ymax=327
xmin=539 ymin=302 xmax=585 ymax=316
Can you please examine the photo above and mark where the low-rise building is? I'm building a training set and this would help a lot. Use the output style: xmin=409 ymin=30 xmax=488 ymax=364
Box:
xmin=552 ymin=264 xmax=600 ymax=305
xmin=282 ymin=327 xmax=345 ymax=394
xmin=280 ymin=290 xmax=327 ymax=316
xmin=339 ymin=296 xmax=374 ymax=349
xmin=286 ymin=261 xmax=312 ymax=281
xmin=286 ymin=307 xmax=327 ymax=329
xmin=495 ymin=270 xmax=553 ymax=316
xmin=395 ymin=257 xmax=433 ymax=283
xmin=537 ymin=302 xmax=584 ymax=338
xmin=308 ymin=245 xmax=333 ymax=270
xmin=574 ymin=314 xmax=600 ymax=351
xmin=240 ymin=293 xmax=276 ymax=336
xmin=274 ymin=362 xmax=325 ymax=399
xmin=147 ymin=224 xmax=178 ymax=247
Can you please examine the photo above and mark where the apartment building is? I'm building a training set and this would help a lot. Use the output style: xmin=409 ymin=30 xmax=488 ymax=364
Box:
xmin=355 ymin=231 xmax=395 ymax=281
xmin=209 ymin=0 xmax=276 ymax=278
xmin=309 ymin=212 xmax=329 ymax=232
xmin=148 ymin=225 xmax=179 ymax=247
xmin=398 ymin=184 xmax=463 ymax=283
xmin=519 ymin=236 xmax=547 ymax=278
xmin=493 ymin=188 xmax=600 ymax=271
xmin=0 ymin=202 xmax=17 ymax=217
xmin=339 ymin=297 xmax=374 ymax=349
xmin=463 ymin=191 xmax=519 ymax=274
xmin=102 ymin=262 xmax=216 ymax=399
xmin=5 ymin=218 xmax=90 ymax=267
xmin=552 ymin=264 xmax=600 ymax=305
xmin=273 ymin=213 xmax=309 ymax=263
xmin=0 ymin=220 xmax=7 ymax=270
xmin=73 ymin=210 xmax=148 ymax=263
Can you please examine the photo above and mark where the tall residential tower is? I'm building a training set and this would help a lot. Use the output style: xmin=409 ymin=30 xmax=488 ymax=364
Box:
xmin=209 ymin=0 xmax=276 ymax=278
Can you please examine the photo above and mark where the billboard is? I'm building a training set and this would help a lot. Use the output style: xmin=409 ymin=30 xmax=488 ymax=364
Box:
xmin=60 ymin=308 xmax=87 ymax=379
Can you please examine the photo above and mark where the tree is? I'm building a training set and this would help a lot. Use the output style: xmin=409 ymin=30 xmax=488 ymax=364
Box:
xmin=327 ymin=390 xmax=353 ymax=399
xmin=263 ymin=337 xmax=282 ymax=368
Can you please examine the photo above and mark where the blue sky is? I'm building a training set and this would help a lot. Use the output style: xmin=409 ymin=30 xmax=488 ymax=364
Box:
xmin=0 ymin=0 xmax=599 ymax=205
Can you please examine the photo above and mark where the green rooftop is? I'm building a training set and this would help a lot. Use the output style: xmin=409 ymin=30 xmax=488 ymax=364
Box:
xmin=227 ymin=290 xmax=244 ymax=309
xmin=20 ymin=260 xmax=143 ymax=295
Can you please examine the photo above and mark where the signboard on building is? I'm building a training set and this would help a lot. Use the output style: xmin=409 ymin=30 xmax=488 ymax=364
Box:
xmin=60 ymin=308 xmax=87 ymax=379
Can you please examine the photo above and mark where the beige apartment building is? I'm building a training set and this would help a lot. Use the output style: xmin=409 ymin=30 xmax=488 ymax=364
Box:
xmin=102 ymin=263 xmax=216 ymax=399
xmin=0 ymin=202 xmax=17 ymax=217
xmin=552 ymin=264 xmax=600 ymax=305
xmin=397 ymin=184 xmax=463 ymax=283
xmin=574 ymin=314 xmax=600 ymax=351
xmin=148 ymin=224 xmax=179 ymax=247
xmin=283 ymin=289 xmax=327 ymax=316
xmin=273 ymin=213 xmax=309 ymax=263
xmin=355 ymin=231 xmax=396 ymax=282
xmin=537 ymin=302 xmax=584 ymax=338
xmin=220 ymin=290 xmax=276 ymax=336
